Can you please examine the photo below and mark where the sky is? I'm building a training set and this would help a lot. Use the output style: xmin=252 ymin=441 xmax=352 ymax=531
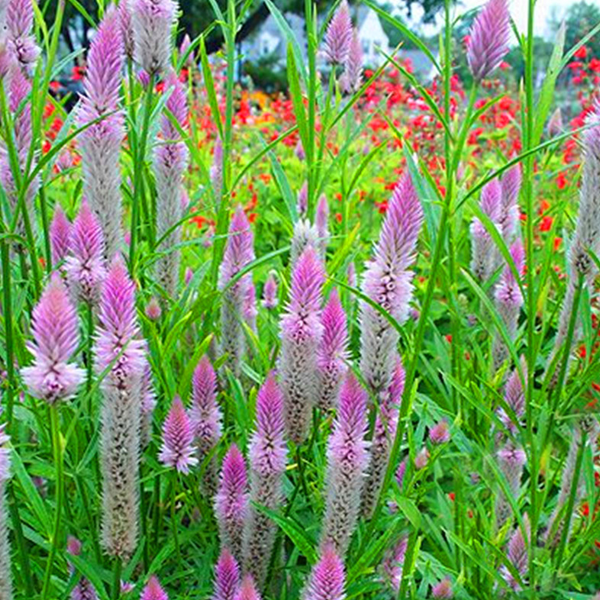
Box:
xmin=398 ymin=0 xmax=600 ymax=39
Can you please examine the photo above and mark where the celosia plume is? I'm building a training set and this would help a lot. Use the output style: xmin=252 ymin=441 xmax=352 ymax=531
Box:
xmin=315 ymin=194 xmax=330 ymax=256
xmin=470 ymin=179 xmax=502 ymax=282
xmin=22 ymin=275 xmax=84 ymax=403
xmin=215 ymin=444 xmax=249 ymax=562
xmin=340 ymin=28 xmax=363 ymax=94
xmin=49 ymin=206 xmax=71 ymax=265
xmin=213 ymin=549 xmax=241 ymax=600
xmin=303 ymin=544 xmax=346 ymax=600
xmin=233 ymin=575 xmax=261 ymax=600
xmin=159 ymin=396 xmax=197 ymax=474
xmin=291 ymin=218 xmax=320 ymax=264
xmin=432 ymin=578 xmax=453 ymax=599
xmin=380 ymin=536 xmax=407 ymax=591
xmin=280 ymin=247 xmax=324 ymax=444
xmin=140 ymin=576 xmax=168 ymax=600
xmin=67 ymin=537 xmax=98 ymax=600
xmin=6 ymin=0 xmax=40 ymax=68
xmin=262 ymin=272 xmax=278 ymax=310
xmin=322 ymin=0 xmax=352 ymax=65
xmin=500 ymin=518 xmax=529 ymax=591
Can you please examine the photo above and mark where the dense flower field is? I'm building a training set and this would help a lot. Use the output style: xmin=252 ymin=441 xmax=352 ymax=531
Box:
xmin=0 ymin=0 xmax=600 ymax=598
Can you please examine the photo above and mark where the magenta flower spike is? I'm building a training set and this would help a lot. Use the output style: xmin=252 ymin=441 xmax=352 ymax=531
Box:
xmin=340 ymin=29 xmax=363 ymax=94
xmin=500 ymin=163 xmax=522 ymax=243
xmin=429 ymin=420 xmax=450 ymax=445
xmin=432 ymin=578 xmax=453 ymax=599
xmin=65 ymin=201 xmax=107 ymax=306
xmin=470 ymin=179 xmax=502 ymax=282
xmin=22 ymin=275 xmax=84 ymax=403
xmin=303 ymin=544 xmax=346 ymax=600
xmin=213 ymin=549 xmax=241 ymax=600
xmin=140 ymin=576 xmax=168 ymax=600
xmin=190 ymin=356 xmax=222 ymax=494
xmin=118 ymin=0 xmax=135 ymax=60
xmin=262 ymin=272 xmax=278 ymax=310
xmin=67 ymin=536 xmax=99 ymax=600
xmin=291 ymin=218 xmax=320 ymax=265
xmin=211 ymin=137 xmax=224 ymax=204
xmin=322 ymin=0 xmax=352 ymax=66
xmin=242 ymin=374 xmax=287 ymax=585
xmin=219 ymin=206 xmax=255 ymax=375
xmin=360 ymin=173 xmax=423 ymax=397
xmin=155 ymin=69 xmax=189 ymax=298
xmin=498 ymin=363 xmax=526 ymax=433
xmin=159 ymin=396 xmax=198 ymax=474
xmin=50 ymin=206 xmax=71 ymax=265
xmin=317 ymin=290 xmax=349 ymax=411
xmin=495 ymin=444 xmax=526 ymax=528
xmin=77 ymin=6 xmax=125 ymax=259
xmin=233 ymin=575 xmax=261 ymax=600
xmin=243 ymin=282 xmax=258 ymax=333
xmin=132 ymin=0 xmax=176 ymax=76
xmin=380 ymin=536 xmax=407 ymax=591
xmin=466 ymin=0 xmax=511 ymax=82
xmin=500 ymin=518 xmax=529 ymax=591
xmin=0 ymin=417 xmax=12 ymax=600
xmin=315 ymin=194 xmax=330 ymax=257
xmin=95 ymin=257 xmax=146 ymax=559
xmin=215 ymin=444 xmax=249 ymax=562
xmin=321 ymin=373 xmax=369 ymax=556
xmin=280 ymin=247 xmax=324 ymax=444
xmin=6 ymin=0 xmax=40 ymax=68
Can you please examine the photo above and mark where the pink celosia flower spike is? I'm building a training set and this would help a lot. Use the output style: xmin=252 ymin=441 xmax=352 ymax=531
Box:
xmin=317 ymin=289 xmax=349 ymax=411
xmin=67 ymin=536 xmax=98 ymax=600
xmin=118 ymin=0 xmax=135 ymax=60
xmin=243 ymin=282 xmax=258 ymax=333
xmin=132 ymin=0 xmax=176 ymax=76
xmin=500 ymin=517 xmax=529 ymax=591
xmin=0 ymin=417 xmax=13 ymax=600
xmin=467 ymin=0 xmax=511 ymax=82
xmin=159 ymin=396 xmax=198 ymax=474
xmin=499 ymin=163 xmax=522 ymax=243
xmin=233 ymin=575 xmax=261 ymax=600
xmin=49 ymin=206 xmax=71 ymax=266
xmin=470 ymin=179 xmax=502 ymax=282
xmin=262 ymin=272 xmax=278 ymax=310
xmin=340 ymin=28 xmax=363 ymax=95
xmin=492 ymin=240 xmax=525 ymax=369
xmin=155 ymin=69 xmax=189 ymax=299
xmin=65 ymin=201 xmax=107 ymax=306
xmin=280 ymin=247 xmax=324 ymax=444
xmin=322 ymin=0 xmax=353 ymax=66
xmin=360 ymin=172 xmax=423 ymax=397
xmin=315 ymin=194 xmax=330 ymax=257
xmin=432 ymin=578 xmax=453 ymax=599
xmin=380 ymin=535 xmax=407 ymax=591
xmin=303 ymin=544 xmax=346 ymax=600
xmin=140 ymin=576 xmax=168 ymax=600
xmin=320 ymin=373 xmax=370 ymax=556
xmin=215 ymin=444 xmax=249 ymax=562
xmin=291 ymin=218 xmax=320 ymax=265
xmin=219 ymin=206 xmax=255 ymax=376
xmin=22 ymin=275 xmax=85 ymax=403
xmin=77 ymin=6 xmax=125 ymax=259
xmin=190 ymin=356 xmax=222 ymax=495
xmin=213 ymin=549 xmax=241 ymax=600
xmin=242 ymin=373 xmax=287 ymax=586
xmin=211 ymin=137 xmax=224 ymax=205
xmin=6 ymin=0 xmax=40 ymax=68
xmin=95 ymin=257 xmax=146 ymax=559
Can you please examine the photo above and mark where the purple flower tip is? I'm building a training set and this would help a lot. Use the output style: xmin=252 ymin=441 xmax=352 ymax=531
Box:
xmin=305 ymin=544 xmax=346 ymax=600
xmin=141 ymin=576 xmax=168 ymax=600
xmin=159 ymin=396 xmax=198 ymax=474
xmin=429 ymin=420 xmax=450 ymax=445
xmin=50 ymin=206 xmax=71 ymax=264
xmin=262 ymin=272 xmax=278 ymax=310
xmin=67 ymin=536 xmax=82 ymax=556
xmin=432 ymin=578 xmax=453 ymax=599
xmin=323 ymin=0 xmax=353 ymax=65
xmin=213 ymin=549 xmax=241 ymax=600
xmin=286 ymin=247 xmax=324 ymax=318
xmin=233 ymin=575 xmax=261 ymax=600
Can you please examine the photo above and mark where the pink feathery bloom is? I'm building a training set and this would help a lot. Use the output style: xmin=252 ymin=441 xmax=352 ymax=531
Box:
xmin=297 ymin=182 xmax=308 ymax=216
xmin=211 ymin=137 xmax=224 ymax=204
xmin=492 ymin=240 xmax=525 ymax=369
xmin=213 ymin=549 xmax=241 ymax=600
xmin=500 ymin=164 xmax=522 ymax=243
xmin=6 ymin=0 xmax=40 ymax=68
xmin=429 ymin=420 xmax=450 ymax=445
xmin=233 ymin=575 xmax=261 ymax=600
xmin=280 ymin=247 xmax=324 ymax=444
xmin=295 ymin=140 xmax=306 ymax=161
xmin=242 ymin=374 xmax=287 ymax=585
xmin=547 ymin=107 xmax=563 ymax=138
xmin=414 ymin=447 xmax=430 ymax=470
xmin=361 ymin=355 xmax=404 ymax=518
xmin=243 ymin=282 xmax=258 ymax=333
xmin=466 ymin=0 xmax=511 ymax=82
xmin=190 ymin=356 xmax=222 ymax=495
xmin=118 ymin=0 xmax=135 ymax=59
xmin=159 ymin=396 xmax=198 ymax=474
xmin=291 ymin=218 xmax=320 ymax=264
xmin=145 ymin=297 xmax=162 ymax=321
xmin=77 ymin=6 xmax=125 ymax=259
xmin=322 ymin=0 xmax=352 ymax=66
xmin=215 ymin=445 xmax=249 ymax=562
xmin=67 ymin=537 xmax=98 ymax=600
xmin=497 ymin=363 xmax=526 ymax=434
xmin=495 ymin=443 xmax=526 ymax=529
xmin=321 ymin=373 xmax=370 ymax=556
xmin=180 ymin=34 xmax=195 ymax=67
xmin=95 ymin=257 xmax=146 ymax=559
xmin=21 ymin=275 xmax=84 ymax=403
xmin=317 ymin=290 xmax=349 ymax=411
xmin=219 ymin=206 xmax=255 ymax=376
xmin=360 ymin=173 xmax=423 ymax=396
xmin=132 ymin=0 xmax=176 ymax=76
xmin=340 ymin=29 xmax=363 ymax=94
xmin=0 ymin=417 xmax=12 ymax=600
xmin=140 ymin=576 xmax=168 ymax=600
xmin=432 ymin=578 xmax=453 ymax=599
xmin=50 ymin=206 xmax=71 ymax=265
xmin=155 ymin=70 xmax=189 ymax=298
xmin=470 ymin=179 xmax=502 ymax=282
xmin=140 ymin=359 xmax=156 ymax=447
xmin=316 ymin=194 xmax=329 ymax=256
xmin=380 ymin=536 xmax=407 ymax=591
xmin=304 ymin=544 xmax=345 ymax=600
xmin=0 ymin=44 xmax=11 ymax=80
xmin=262 ymin=272 xmax=278 ymax=310
xmin=65 ymin=201 xmax=107 ymax=305
xmin=500 ymin=519 xmax=529 ymax=591
xmin=185 ymin=267 xmax=194 ymax=286
xmin=395 ymin=458 xmax=407 ymax=491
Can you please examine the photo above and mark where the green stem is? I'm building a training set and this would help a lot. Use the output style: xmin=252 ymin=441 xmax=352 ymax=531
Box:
xmin=0 ymin=236 xmax=15 ymax=429
xmin=111 ymin=557 xmax=122 ymax=600
xmin=41 ymin=406 xmax=64 ymax=600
